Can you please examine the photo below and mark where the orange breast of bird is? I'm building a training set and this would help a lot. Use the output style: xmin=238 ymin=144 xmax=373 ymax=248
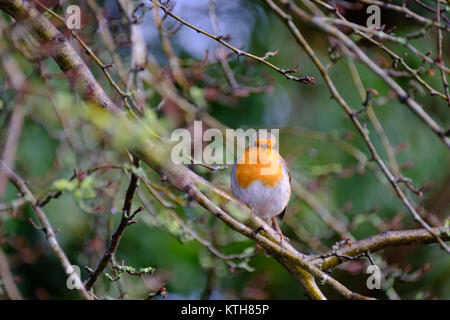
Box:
xmin=234 ymin=146 xmax=284 ymax=189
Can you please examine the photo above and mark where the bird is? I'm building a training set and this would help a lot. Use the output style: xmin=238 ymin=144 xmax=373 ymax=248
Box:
xmin=231 ymin=136 xmax=291 ymax=244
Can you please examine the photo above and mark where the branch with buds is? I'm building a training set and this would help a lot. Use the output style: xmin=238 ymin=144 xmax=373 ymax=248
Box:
xmin=0 ymin=0 xmax=449 ymax=301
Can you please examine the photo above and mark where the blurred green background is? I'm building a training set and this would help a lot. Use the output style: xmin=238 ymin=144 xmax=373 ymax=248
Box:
xmin=0 ymin=0 xmax=449 ymax=300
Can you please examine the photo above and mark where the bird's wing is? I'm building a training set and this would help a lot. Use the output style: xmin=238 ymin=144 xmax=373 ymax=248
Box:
xmin=277 ymin=158 xmax=290 ymax=221
xmin=277 ymin=206 xmax=287 ymax=221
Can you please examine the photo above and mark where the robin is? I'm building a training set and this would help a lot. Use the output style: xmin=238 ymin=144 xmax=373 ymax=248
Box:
xmin=231 ymin=136 xmax=291 ymax=244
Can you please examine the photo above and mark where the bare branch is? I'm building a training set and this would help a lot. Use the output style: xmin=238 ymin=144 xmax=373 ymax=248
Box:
xmin=264 ymin=0 xmax=450 ymax=253
xmin=435 ymin=0 xmax=450 ymax=106
xmin=153 ymin=1 xmax=314 ymax=84
xmin=0 ymin=0 xmax=120 ymax=112
xmin=84 ymin=157 xmax=141 ymax=291
xmin=0 ymin=247 xmax=23 ymax=300
xmin=310 ymin=227 xmax=450 ymax=270
xmin=0 ymin=161 xmax=91 ymax=300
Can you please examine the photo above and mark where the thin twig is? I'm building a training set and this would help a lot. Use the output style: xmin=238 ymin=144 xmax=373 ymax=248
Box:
xmin=153 ymin=1 xmax=314 ymax=84
xmin=0 ymin=161 xmax=91 ymax=300
xmin=84 ymin=157 xmax=141 ymax=291
xmin=285 ymin=0 xmax=450 ymax=148
xmin=0 ymin=51 xmax=25 ymax=199
xmin=436 ymin=0 xmax=450 ymax=106
xmin=139 ymin=179 xmax=257 ymax=271
xmin=0 ymin=247 xmax=23 ymax=300
xmin=358 ymin=0 xmax=450 ymax=32
xmin=264 ymin=0 xmax=450 ymax=253
xmin=412 ymin=0 xmax=450 ymax=24
xmin=208 ymin=0 xmax=240 ymax=91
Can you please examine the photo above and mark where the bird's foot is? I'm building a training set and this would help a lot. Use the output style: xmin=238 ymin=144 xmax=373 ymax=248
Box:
xmin=271 ymin=216 xmax=289 ymax=246
xmin=276 ymin=231 xmax=290 ymax=246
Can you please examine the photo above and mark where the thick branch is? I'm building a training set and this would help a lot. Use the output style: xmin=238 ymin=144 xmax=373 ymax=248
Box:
xmin=310 ymin=228 xmax=450 ymax=270
xmin=0 ymin=0 xmax=120 ymax=112
xmin=129 ymin=150 xmax=370 ymax=299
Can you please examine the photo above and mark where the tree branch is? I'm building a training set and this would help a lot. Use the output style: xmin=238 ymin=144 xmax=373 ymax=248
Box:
xmin=0 ymin=0 xmax=120 ymax=112
xmin=263 ymin=0 xmax=450 ymax=253
xmin=153 ymin=1 xmax=314 ymax=84
xmin=84 ymin=156 xmax=141 ymax=291
xmin=2 ymin=0 xmax=448 ymax=300
xmin=0 ymin=161 xmax=91 ymax=300
xmin=0 ymin=247 xmax=23 ymax=300
xmin=278 ymin=0 xmax=450 ymax=148
xmin=309 ymin=227 xmax=450 ymax=270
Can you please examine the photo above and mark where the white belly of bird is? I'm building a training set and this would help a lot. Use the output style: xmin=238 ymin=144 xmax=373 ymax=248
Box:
xmin=231 ymin=166 xmax=291 ymax=219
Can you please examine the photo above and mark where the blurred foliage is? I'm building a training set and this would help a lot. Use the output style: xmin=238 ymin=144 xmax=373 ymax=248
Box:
xmin=0 ymin=0 xmax=449 ymax=300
